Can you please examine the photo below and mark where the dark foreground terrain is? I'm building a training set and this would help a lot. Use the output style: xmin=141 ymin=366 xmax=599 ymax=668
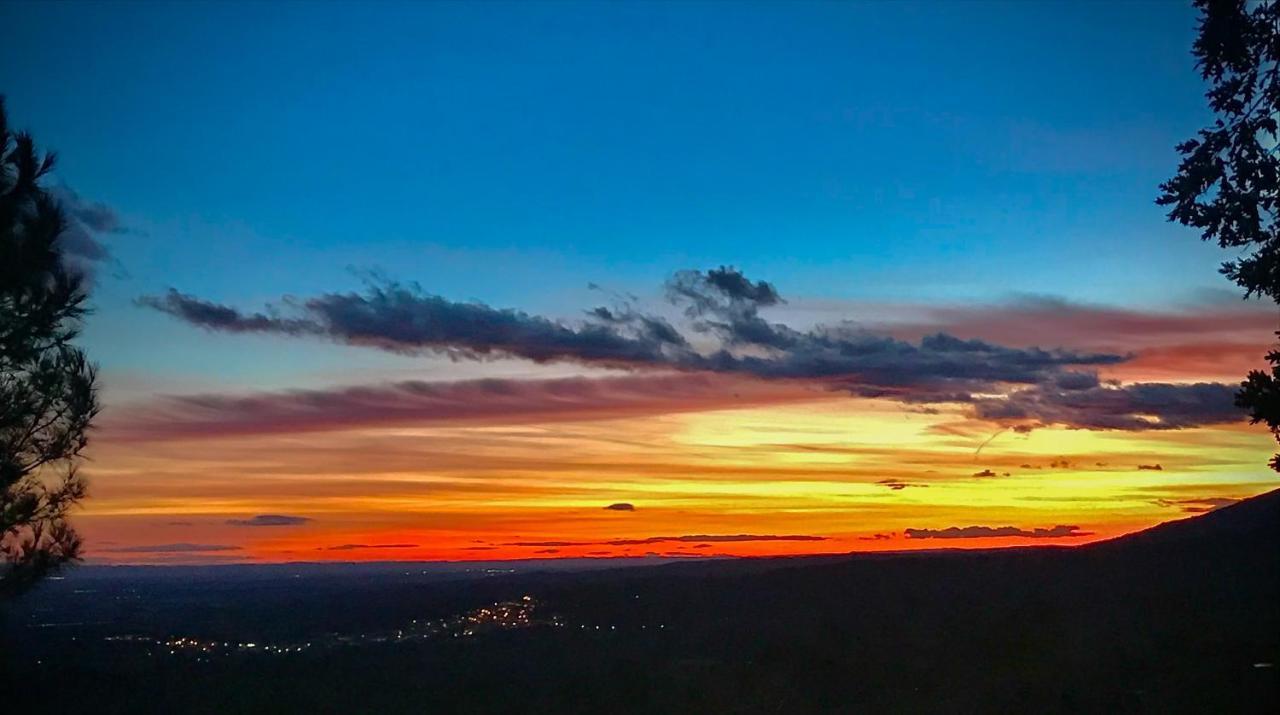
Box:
xmin=2 ymin=490 xmax=1278 ymax=714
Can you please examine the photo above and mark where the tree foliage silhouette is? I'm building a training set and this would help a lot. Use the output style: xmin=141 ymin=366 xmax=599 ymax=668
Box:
xmin=1159 ymin=0 xmax=1280 ymax=469
xmin=0 ymin=97 xmax=99 ymax=597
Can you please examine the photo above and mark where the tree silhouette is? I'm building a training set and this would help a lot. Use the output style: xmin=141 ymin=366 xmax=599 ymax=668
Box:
xmin=0 ymin=97 xmax=99 ymax=597
xmin=1159 ymin=0 xmax=1280 ymax=469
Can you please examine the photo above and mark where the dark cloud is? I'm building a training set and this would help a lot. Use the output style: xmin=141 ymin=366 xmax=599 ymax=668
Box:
xmin=504 ymin=534 xmax=827 ymax=547
xmin=603 ymin=502 xmax=636 ymax=511
xmin=1137 ymin=464 xmax=1164 ymax=471
xmin=904 ymin=525 xmax=1093 ymax=540
xmin=322 ymin=543 xmax=417 ymax=551
xmin=225 ymin=514 xmax=312 ymax=527
xmin=103 ymin=543 xmax=243 ymax=553
xmin=972 ymin=469 xmax=999 ymax=478
xmin=666 ymin=266 xmax=790 ymax=349
xmin=1154 ymin=497 xmax=1239 ymax=514
xmin=974 ymin=381 xmax=1241 ymax=432
xmin=137 ymin=269 xmax=1243 ymax=433
xmin=135 ymin=290 xmax=318 ymax=335
xmin=139 ymin=271 xmax=1122 ymax=395
xmin=690 ymin=266 xmax=782 ymax=307
xmin=534 ymin=549 xmax=560 ymax=554
xmin=877 ymin=479 xmax=926 ymax=491
xmin=48 ymin=186 xmax=127 ymax=277
xmin=138 ymin=282 xmax=687 ymax=367
xmin=858 ymin=533 xmax=894 ymax=541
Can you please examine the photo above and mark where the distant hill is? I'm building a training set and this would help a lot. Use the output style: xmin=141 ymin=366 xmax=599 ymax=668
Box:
xmin=3 ymin=488 xmax=1277 ymax=714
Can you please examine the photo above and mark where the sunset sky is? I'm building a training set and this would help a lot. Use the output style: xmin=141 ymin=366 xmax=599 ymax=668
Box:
xmin=3 ymin=1 xmax=1277 ymax=564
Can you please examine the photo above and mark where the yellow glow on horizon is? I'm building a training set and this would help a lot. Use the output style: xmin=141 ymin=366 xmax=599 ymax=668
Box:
xmin=76 ymin=394 xmax=1280 ymax=563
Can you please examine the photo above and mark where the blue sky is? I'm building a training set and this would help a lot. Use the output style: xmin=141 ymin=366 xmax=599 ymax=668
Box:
xmin=1 ymin=1 xmax=1235 ymax=392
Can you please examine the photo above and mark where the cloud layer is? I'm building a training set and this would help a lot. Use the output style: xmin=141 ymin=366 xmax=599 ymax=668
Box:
xmin=103 ymin=373 xmax=811 ymax=441
xmin=973 ymin=380 xmax=1241 ymax=431
xmin=102 ymin=543 xmax=243 ymax=553
xmin=904 ymin=525 xmax=1093 ymax=540
xmin=137 ymin=267 xmax=1245 ymax=433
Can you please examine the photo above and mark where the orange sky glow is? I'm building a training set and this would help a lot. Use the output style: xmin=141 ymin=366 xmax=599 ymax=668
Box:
xmin=76 ymin=297 xmax=1280 ymax=565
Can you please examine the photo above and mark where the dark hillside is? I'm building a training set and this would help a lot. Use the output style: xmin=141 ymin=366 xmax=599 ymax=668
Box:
xmin=2 ymin=489 xmax=1277 ymax=713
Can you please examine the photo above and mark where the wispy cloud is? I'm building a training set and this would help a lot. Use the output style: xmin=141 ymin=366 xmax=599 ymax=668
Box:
xmin=49 ymin=185 xmax=129 ymax=279
xmin=1153 ymin=497 xmax=1239 ymax=513
xmin=102 ymin=543 xmax=243 ymax=553
xmin=504 ymin=534 xmax=827 ymax=547
xmin=876 ymin=479 xmax=926 ymax=491
xmin=225 ymin=514 xmax=312 ymax=527
xmin=322 ymin=543 xmax=418 ymax=551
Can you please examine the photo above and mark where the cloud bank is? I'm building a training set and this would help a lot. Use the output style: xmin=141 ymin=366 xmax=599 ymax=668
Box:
xmin=137 ymin=267 xmax=1245 ymax=433
xmin=904 ymin=525 xmax=1093 ymax=540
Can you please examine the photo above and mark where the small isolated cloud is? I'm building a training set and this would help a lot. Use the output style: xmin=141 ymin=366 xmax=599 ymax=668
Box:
xmin=972 ymin=469 xmax=999 ymax=478
xmin=1154 ymin=497 xmax=1239 ymax=514
xmin=103 ymin=543 xmax=242 ymax=554
xmin=858 ymin=533 xmax=894 ymax=541
xmin=534 ymin=549 xmax=560 ymax=554
xmin=323 ymin=543 xmax=417 ymax=551
xmin=603 ymin=502 xmax=636 ymax=511
xmin=225 ymin=514 xmax=312 ymax=527
xmin=1137 ymin=463 xmax=1164 ymax=471
xmin=877 ymin=479 xmax=926 ymax=491
xmin=904 ymin=525 xmax=1092 ymax=540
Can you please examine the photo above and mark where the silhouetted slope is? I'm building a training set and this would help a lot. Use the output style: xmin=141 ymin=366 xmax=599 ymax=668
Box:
xmin=3 ymin=489 xmax=1277 ymax=714
xmin=1090 ymin=486 xmax=1280 ymax=549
